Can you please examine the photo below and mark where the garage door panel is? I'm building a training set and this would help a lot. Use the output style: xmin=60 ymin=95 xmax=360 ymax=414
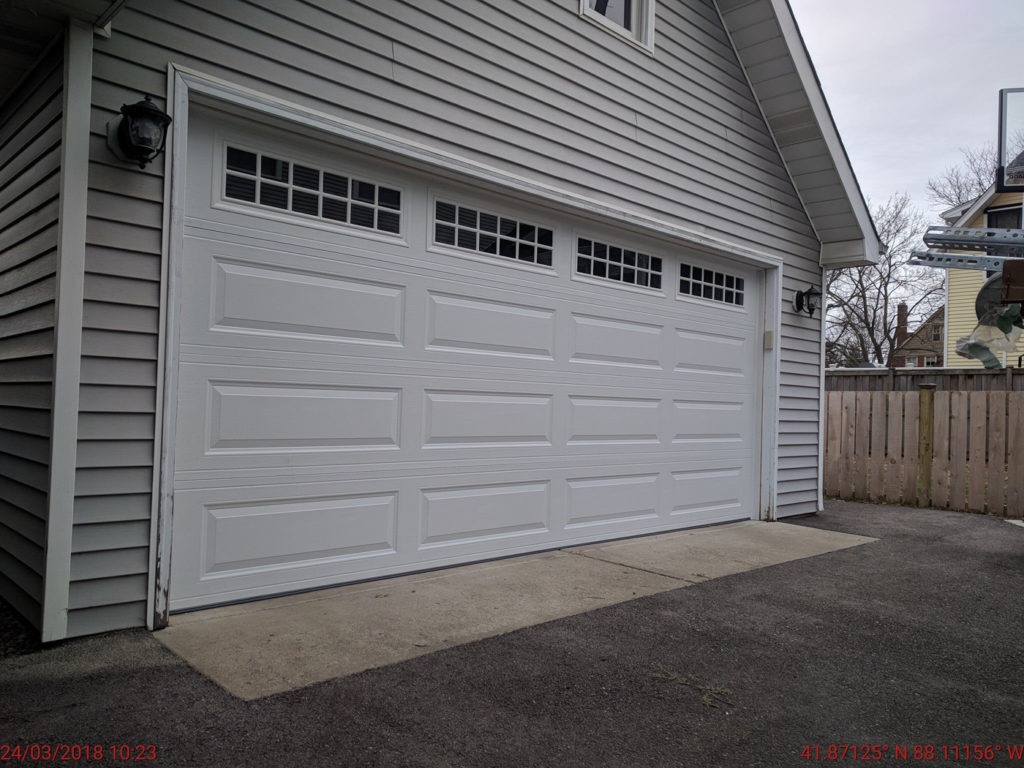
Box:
xmin=568 ymin=313 xmax=664 ymax=369
xmin=201 ymin=492 xmax=399 ymax=575
xmin=207 ymin=381 xmax=402 ymax=453
xmin=419 ymin=480 xmax=552 ymax=549
xmin=423 ymin=390 xmax=554 ymax=448
xmin=673 ymin=325 xmax=755 ymax=381
xmin=566 ymin=396 xmax=662 ymax=446
xmin=211 ymin=258 xmax=406 ymax=345
xmin=425 ymin=290 xmax=556 ymax=360
xmin=565 ymin=473 xmax=661 ymax=529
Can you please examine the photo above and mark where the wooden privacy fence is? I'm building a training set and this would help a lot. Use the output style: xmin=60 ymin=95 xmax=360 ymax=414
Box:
xmin=824 ymin=387 xmax=1024 ymax=517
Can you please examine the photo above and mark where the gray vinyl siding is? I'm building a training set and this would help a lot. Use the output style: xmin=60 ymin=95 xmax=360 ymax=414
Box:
xmin=66 ymin=32 xmax=164 ymax=637
xmin=71 ymin=0 xmax=827 ymax=632
xmin=0 ymin=44 xmax=63 ymax=629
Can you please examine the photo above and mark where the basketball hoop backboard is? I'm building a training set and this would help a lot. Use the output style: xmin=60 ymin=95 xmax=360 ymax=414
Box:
xmin=997 ymin=87 xmax=1024 ymax=191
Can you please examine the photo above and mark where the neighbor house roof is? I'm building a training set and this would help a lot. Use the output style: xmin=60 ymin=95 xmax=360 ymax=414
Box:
xmin=1 ymin=0 xmax=882 ymax=269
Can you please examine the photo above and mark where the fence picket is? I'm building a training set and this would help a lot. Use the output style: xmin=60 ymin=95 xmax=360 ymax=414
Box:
xmin=968 ymin=393 xmax=988 ymax=513
xmin=1007 ymin=397 xmax=1024 ymax=518
xmin=931 ymin=390 xmax=951 ymax=508
xmin=824 ymin=392 xmax=842 ymax=498
xmin=841 ymin=392 xmax=856 ymax=499
xmin=868 ymin=390 xmax=886 ymax=501
xmin=853 ymin=392 xmax=871 ymax=500
xmin=884 ymin=393 xmax=903 ymax=502
xmin=987 ymin=391 xmax=1007 ymax=516
xmin=948 ymin=391 xmax=968 ymax=510
xmin=903 ymin=393 xmax=919 ymax=506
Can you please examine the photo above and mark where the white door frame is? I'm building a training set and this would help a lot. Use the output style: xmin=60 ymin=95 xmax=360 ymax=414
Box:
xmin=149 ymin=65 xmax=782 ymax=627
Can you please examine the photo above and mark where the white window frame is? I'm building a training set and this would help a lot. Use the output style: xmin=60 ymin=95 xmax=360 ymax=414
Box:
xmin=579 ymin=0 xmax=655 ymax=52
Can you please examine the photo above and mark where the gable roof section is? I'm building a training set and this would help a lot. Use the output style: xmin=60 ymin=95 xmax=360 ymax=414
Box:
xmin=717 ymin=0 xmax=881 ymax=268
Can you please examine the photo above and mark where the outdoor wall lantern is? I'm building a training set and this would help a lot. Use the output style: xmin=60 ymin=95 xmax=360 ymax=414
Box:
xmin=106 ymin=95 xmax=172 ymax=169
xmin=792 ymin=285 xmax=822 ymax=317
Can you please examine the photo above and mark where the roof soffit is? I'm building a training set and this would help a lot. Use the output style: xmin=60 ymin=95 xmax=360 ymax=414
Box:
xmin=715 ymin=0 xmax=881 ymax=267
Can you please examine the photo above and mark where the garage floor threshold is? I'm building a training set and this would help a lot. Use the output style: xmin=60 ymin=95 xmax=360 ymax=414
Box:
xmin=156 ymin=520 xmax=873 ymax=700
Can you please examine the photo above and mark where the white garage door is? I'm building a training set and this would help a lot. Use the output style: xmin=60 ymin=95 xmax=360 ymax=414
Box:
xmin=168 ymin=109 xmax=764 ymax=610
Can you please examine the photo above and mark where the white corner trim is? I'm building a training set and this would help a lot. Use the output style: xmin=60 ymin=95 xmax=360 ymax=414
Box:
xmin=760 ymin=266 xmax=782 ymax=521
xmin=44 ymin=19 xmax=93 ymax=643
xmin=817 ymin=273 xmax=827 ymax=513
xmin=169 ymin=65 xmax=783 ymax=269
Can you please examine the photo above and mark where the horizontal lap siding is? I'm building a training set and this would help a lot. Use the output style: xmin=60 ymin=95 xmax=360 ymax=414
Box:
xmin=0 ymin=45 xmax=63 ymax=629
xmin=75 ymin=0 xmax=824 ymax=633
xmin=68 ymin=40 xmax=163 ymax=637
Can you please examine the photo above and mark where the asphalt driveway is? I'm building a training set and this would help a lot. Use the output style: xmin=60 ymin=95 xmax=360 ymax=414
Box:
xmin=2 ymin=501 xmax=1022 ymax=767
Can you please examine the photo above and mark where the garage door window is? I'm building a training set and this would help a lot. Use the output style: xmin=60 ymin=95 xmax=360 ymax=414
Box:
xmin=434 ymin=200 xmax=553 ymax=267
xmin=576 ymin=237 xmax=662 ymax=289
xmin=679 ymin=263 xmax=744 ymax=306
xmin=224 ymin=146 xmax=402 ymax=234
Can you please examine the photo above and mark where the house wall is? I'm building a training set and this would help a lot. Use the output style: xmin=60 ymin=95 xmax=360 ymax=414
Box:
xmin=946 ymin=193 xmax=1024 ymax=369
xmin=0 ymin=43 xmax=63 ymax=630
xmin=71 ymin=0 xmax=825 ymax=636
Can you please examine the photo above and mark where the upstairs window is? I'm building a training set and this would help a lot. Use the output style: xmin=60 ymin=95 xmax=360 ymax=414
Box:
xmin=580 ymin=0 xmax=654 ymax=50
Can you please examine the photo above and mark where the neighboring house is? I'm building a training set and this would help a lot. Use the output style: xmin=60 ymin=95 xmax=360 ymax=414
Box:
xmin=943 ymin=186 xmax=1024 ymax=368
xmin=893 ymin=304 xmax=944 ymax=368
xmin=0 ymin=0 xmax=879 ymax=642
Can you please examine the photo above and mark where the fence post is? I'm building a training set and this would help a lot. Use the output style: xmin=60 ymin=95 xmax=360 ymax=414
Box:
xmin=917 ymin=384 xmax=937 ymax=507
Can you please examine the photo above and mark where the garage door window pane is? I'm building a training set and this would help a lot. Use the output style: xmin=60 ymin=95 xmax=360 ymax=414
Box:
xmin=323 ymin=199 xmax=348 ymax=222
xmin=434 ymin=199 xmax=554 ymax=268
xmin=678 ymin=262 xmax=745 ymax=306
xmin=261 ymin=157 xmax=289 ymax=182
xmin=293 ymin=165 xmax=320 ymax=190
xmin=226 ymin=147 xmax=257 ymax=174
xmin=575 ymin=236 xmax=661 ymax=290
xmin=292 ymin=190 xmax=319 ymax=216
xmin=260 ymin=184 xmax=288 ymax=209
xmin=222 ymin=146 xmax=402 ymax=235
xmin=225 ymin=175 xmax=256 ymax=202
xmin=324 ymin=173 xmax=348 ymax=197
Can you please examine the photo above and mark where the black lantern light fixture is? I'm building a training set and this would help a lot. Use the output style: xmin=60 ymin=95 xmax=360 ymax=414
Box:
xmin=792 ymin=285 xmax=823 ymax=317
xmin=106 ymin=95 xmax=172 ymax=169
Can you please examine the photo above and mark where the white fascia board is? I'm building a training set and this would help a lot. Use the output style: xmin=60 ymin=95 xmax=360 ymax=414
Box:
xmin=44 ymin=18 xmax=92 ymax=643
xmin=952 ymin=184 xmax=999 ymax=226
xmin=770 ymin=0 xmax=881 ymax=265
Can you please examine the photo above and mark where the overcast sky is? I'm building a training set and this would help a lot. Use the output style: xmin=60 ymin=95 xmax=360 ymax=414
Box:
xmin=787 ymin=0 xmax=1024 ymax=220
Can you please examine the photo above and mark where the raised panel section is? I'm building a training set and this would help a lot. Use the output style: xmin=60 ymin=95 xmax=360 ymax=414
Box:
xmin=674 ymin=328 xmax=747 ymax=379
xmin=672 ymin=399 xmax=746 ymax=445
xmin=426 ymin=292 xmax=555 ymax=359
xmin=202 ymin=492 xmax=398 ymax=575
xmin=568 ymin=396 xmax=662 ymax=445
xmin=420 ymin=481 xmax=550 ymax=547
xmin=566 ymin=474 xmax=659 ymax=528
xmin=208 ymin=382 xmax=401 ymax=452
xmin=212 ymin=258 xmax=404 ymax=344
xmin=670 ymin=467 xmax=744 ymax=520
xmin=570 ymin=314 xmax=663 ymax=368
xmin=424 ymin=390 xmax=552 ymax=447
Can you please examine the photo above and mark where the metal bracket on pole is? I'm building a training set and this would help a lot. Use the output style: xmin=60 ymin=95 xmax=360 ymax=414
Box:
xmin=908 ymin=250 xmax=1009 ymax=272
xmin=909 ymin=226 xmax=1024 ymax=271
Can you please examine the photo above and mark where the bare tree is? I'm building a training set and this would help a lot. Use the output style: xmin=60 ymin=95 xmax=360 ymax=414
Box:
xmin=825 ymin=193 xmax=943 ymax=368
xmin=926 ymin=143 xmax=998 ymax=212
